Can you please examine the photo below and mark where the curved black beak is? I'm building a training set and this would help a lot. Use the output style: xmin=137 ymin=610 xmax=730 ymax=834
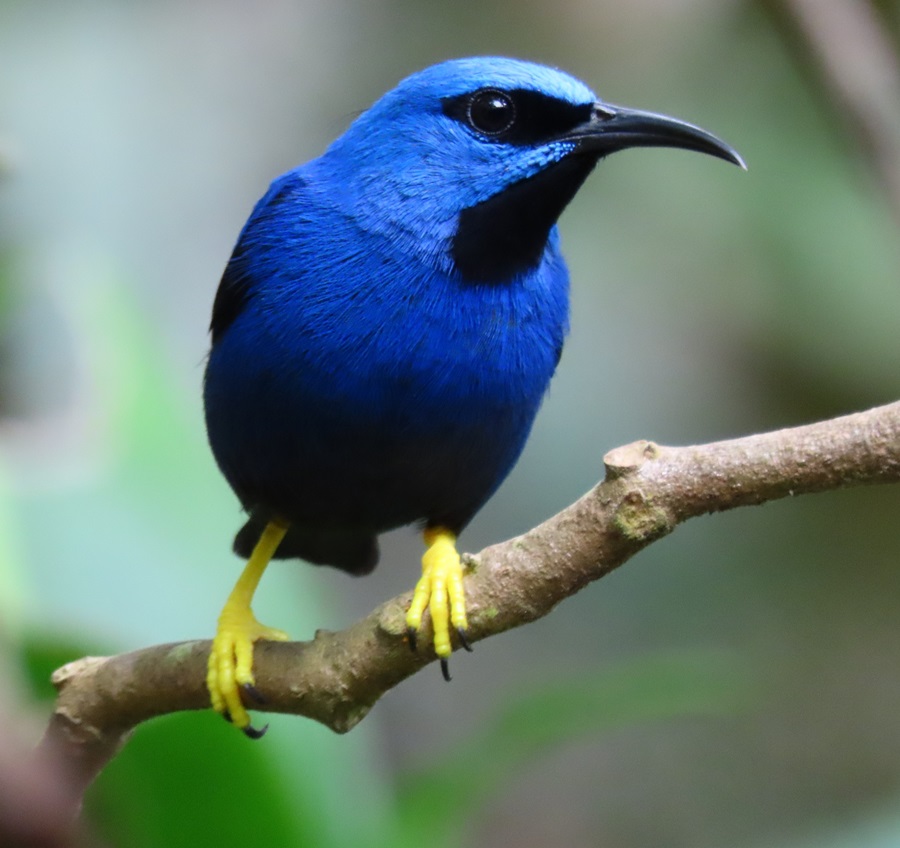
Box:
xmin=567 ymin=102 xmax=746 ymax=169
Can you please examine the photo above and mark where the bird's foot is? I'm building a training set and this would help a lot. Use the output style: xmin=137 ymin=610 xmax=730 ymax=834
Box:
xmin=207 ymin=604 xmax=289 ymax=736
xmin=206 ymin=519 xmax=289 ymax=737
xmin=406 ymin=527 xmax=472 ymax=679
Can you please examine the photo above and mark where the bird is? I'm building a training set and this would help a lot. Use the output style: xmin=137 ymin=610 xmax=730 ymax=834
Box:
xmin=203 ymin=56 xmax=744 ymax=736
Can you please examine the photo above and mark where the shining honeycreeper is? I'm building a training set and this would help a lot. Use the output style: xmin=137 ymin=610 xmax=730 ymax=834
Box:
xmin=203 ymin=56 xmax=744 ymax=735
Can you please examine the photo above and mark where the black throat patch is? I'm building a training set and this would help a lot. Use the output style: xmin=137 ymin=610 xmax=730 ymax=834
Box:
xmin=451 ymin=153 xmax=598 ymax=284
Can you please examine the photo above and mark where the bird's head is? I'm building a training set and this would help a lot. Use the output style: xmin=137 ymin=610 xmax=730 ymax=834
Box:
xmin=318 ymin=57 xmax=743 ymax=283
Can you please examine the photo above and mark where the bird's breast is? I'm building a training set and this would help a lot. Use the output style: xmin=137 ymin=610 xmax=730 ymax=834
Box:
xmin=269 ymin=259 xmax=566 ymax=425
xmin=204 ymin=216 xmax=569 ymax=529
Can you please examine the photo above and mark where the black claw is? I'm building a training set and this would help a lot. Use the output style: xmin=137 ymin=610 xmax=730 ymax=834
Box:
xmin=221 ymin=709 xmax=232 ymax=724
xmin=243 ymin=683 xmax=267 ymax=705
xmin=242 ymin=723 xmax=269 ymax=740
xmin=406 ymin=626 xmax=418 ymax=653
xmin=440 ymin=658 xmax=451 ymax=682
xmin=457 ymin=627 xmax=473 ymax=653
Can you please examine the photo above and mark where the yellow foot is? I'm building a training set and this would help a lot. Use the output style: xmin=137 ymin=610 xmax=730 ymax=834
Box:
xmin=206 ymin=519 xmax=288 ymax=737
xmin=207 ymin=607 xmax=288 ymax=737
xmin=405 ymin=527 xmax=472 ymax=680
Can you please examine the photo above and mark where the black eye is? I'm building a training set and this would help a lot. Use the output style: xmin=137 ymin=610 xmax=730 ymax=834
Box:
xmin=467 ymin=89 xmax=516 ymax=136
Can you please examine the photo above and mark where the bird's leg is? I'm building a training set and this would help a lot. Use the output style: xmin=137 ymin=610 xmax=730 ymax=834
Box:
xmin=207 ymin=519 xmax=290 ymax=737
xmin=406 ymin=527 xmax=472 ymax=680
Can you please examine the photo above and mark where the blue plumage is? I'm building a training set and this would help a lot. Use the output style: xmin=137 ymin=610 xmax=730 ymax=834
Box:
xmin=204 ymin=56 xmax=742 ymax=575
xmin=202 ymin=57 xmax=743 ymax=727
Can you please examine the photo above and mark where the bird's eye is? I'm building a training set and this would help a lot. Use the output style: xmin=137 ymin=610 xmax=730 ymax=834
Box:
xmin=467 ymin=89 xmax=516 ymax=136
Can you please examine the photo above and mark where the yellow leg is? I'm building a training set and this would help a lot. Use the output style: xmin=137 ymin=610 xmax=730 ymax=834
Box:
xmin=207 ymin=519 xmax=290 ymax=736
xmin=405 ymin=527 xmax=472 ymax=680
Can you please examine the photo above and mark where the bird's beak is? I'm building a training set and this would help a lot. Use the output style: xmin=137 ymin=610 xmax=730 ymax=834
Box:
xmin=567 ymin=102 xmax=746 ymax=169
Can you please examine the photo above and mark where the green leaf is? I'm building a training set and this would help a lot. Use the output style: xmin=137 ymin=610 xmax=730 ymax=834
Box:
xmin=86 ymin=712 xmax=319 ymax=848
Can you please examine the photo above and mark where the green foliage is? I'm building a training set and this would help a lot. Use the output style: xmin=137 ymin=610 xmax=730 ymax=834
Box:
xmin=90 ymin=715 xmax=319 ymax=848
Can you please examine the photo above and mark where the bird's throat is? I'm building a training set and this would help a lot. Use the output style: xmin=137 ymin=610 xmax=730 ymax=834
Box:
xmin=450 ymin=154 xmax=598 ymax=284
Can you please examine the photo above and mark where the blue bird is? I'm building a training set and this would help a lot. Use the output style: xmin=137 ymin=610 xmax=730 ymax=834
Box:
xmin=203 ymin=56 xmax=743 ymax=735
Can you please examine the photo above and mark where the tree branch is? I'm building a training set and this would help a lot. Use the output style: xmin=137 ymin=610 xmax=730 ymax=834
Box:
xmin=40 ymin=400 xmax=900 ymax=805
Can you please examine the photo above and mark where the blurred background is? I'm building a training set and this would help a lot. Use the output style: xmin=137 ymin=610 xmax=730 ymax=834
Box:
xmin=1 ymin=1 xmax=900 ymax=846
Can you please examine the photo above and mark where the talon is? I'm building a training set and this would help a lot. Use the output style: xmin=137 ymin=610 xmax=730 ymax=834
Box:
xmin=243 ymin=723 xmax=269 ymax=740
xmin=457 ymin=627 xmax=473 ymax=652
xmin=243 ymin=683 xmax=266 ymax=705
xmin=406 ymin=625 xmax=418 ymax=653
xmin=222 ymin=709 xmax=232 ymax=724
xmin=440 ymin=658 xmax=451 ymax=682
